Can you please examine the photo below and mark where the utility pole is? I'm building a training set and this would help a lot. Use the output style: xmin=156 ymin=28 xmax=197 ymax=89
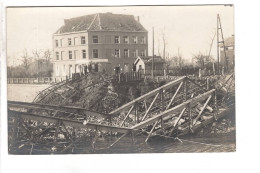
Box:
xmin=217 ymin=14 xmax=219 ymax=75
xmin=217 ymin=14 xmax=228 ymax=75
xmin=218 ymin=14 xmax=228 ymax=73
xmin=152 ymin=27 xmax=154 ymax=79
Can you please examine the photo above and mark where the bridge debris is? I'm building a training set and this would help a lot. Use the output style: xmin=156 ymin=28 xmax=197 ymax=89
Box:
xmin=8 ymin=73 xmax=235 ymax=154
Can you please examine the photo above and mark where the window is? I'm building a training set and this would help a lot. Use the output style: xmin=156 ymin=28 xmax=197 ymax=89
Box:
xmin=93 ymin=49 xmax=98 ymax=58
xmin=115 ymin=49 xmax=120 ymax=58
xmin=123 ymin=36 xmax=129 ymax=44
xmin=133 ymin=36 xmax=137 ymax=44
xmin=55 ymin=40 xmax=58 ymax=47
xmin=140 ymin=50 xmax=145 ymax=56
xmin=141 ymin=36 xmax=145 ymax=44
xmin=69 ymin=51 xmax=72 ymax=59
xmin=68 ymin=38 xmax=72 ymax=46
xmin=56 ymin=52 xmax=59 ymax=60
xmin=124 ymin=49 xmax=129 ymax=57
xmin=81 ymin=36 xmax=86 ymax=44
xmin=82 ymin=50 xmax=86 ymax=59
xmin=92 ymin=35 xmax=98 ymax=43
xmin=133 ymin=50 xmax=138 ymax=57
xmin=115 ymin=36 xmax=120 ymax=44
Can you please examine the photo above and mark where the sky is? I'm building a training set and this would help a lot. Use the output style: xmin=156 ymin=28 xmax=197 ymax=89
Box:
xmin=6 ymin=5 xmax=234 ymax=66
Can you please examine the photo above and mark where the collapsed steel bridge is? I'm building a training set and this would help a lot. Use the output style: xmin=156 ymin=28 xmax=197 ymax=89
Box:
xmin=8 ymin=74 xmax=235 ymax=154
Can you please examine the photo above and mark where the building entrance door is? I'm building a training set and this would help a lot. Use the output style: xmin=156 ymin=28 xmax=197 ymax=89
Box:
xmin=94 ymin=64 xmax=98 ymax=72
xmin=115 ymin=66 xmax=120 ymax=74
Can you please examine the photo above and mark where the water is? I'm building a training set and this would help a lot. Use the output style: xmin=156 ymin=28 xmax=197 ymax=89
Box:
xmin=89 ymin=133 xmax=236 ymax=154
xmin=7 ymin=84 xmax=50 ymax=102
xmin=9 ymin=132 xmax=236 ymax=154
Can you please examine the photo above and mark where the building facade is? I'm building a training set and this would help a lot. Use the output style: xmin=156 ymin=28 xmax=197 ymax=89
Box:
xmin=134 ymin=56 xmax=165 ymax=75
xmin=52 ymin=13 xmax=148 ymax=80
xmin=220 ymin=36 xmax=235 ymax=70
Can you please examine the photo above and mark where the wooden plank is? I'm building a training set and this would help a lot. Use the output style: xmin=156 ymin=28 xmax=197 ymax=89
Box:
xmin=188 ymin=103 xmax=193 ymax=132
xmin=131 ymin=89 xmax=215 ymax=130
xmin=109 ymin=76 xmax=186 ymax=115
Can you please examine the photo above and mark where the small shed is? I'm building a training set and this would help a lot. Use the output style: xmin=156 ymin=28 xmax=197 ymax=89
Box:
xmin=134 ymin=56 xmax=165 ymax=75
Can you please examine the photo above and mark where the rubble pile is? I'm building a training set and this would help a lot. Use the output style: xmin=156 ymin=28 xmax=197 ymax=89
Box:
xmin=37 ymin=73 xmax=159 ymax=114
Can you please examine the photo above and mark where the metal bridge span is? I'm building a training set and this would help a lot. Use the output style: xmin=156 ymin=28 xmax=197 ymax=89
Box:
xmin=8 ymin=74 xmax=235 ymax=153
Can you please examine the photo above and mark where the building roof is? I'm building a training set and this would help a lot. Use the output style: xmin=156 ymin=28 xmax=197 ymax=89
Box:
xmin=135 ymin=56 xmax=165 ymax=65
xmin=55 ymin=13 xmax=147 ymax=34
xmin=220 ymin=36 xmax=234 ymax=47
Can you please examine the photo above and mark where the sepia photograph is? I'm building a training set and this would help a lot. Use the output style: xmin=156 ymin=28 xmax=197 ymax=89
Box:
xmin=6 ymin=5 xmax=235 ymax=155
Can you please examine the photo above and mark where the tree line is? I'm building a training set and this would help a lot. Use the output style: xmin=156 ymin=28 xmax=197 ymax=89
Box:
xmin=7 ymin=49 xmax=53 ymax=78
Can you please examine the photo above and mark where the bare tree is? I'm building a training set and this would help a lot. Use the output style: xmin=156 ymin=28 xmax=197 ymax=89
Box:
xmin=32 ymin=49 xmax=43 ymax=61
xmin=43 ymin=49 xmax=52 ymax=63
xmin=32 ymin=49 xmax=43 ymax=77
xmin=193 ymin=52 xmax=213 ymax=69
xmin=21 ymin=49 xmax=32 ymax=69
xmin=172 ymin=56 xmax=179 ymax=67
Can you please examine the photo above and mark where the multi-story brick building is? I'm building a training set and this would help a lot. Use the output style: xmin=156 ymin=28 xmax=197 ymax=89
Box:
xmin=52 ymin=13 xmax=148 ymax=80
